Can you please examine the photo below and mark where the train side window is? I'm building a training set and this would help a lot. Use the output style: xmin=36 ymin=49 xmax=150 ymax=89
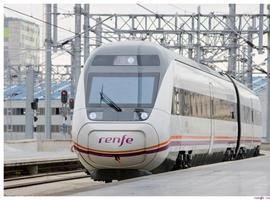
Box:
xmin=183 ymin=90 xmax=191 ymax=116
xmin=179 ymin=89 xmax=185 ymax=116
xmin=210 ymin=99 xmax=214 ymax=117
xmin=172 ymin=87 xmax=180 ymax=115
xmin=190 ymin=92 xmax=195 ymax=117
xmin=171 ymin=87 xmax=239 ymax=122
xmin=176 ymin=89 xmax=180 ymax=115
xmin=231 ymin=111 xmax=235 ymax=119
xmin=187 ymin=91 xmax=191 ymax=116
xmin=256 ymin=111 xmax=262 ymax=125
xmin=171 ymin=88 xmax=175 ymax=114
xmin=231 ymin=103 xmax=236 ymax=120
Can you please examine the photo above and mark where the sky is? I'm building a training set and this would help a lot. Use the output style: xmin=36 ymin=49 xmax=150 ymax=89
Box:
xmin=3 ymin=3 xmax=269 ymax=71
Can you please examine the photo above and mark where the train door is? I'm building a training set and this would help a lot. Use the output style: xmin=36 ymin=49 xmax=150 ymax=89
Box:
xmin=208 ymin=83 xmax=215 ymax=154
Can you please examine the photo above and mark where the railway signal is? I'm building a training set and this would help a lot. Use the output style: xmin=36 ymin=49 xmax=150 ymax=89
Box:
xmin=69 ymin=98 xmax=74 ymax=110
xmin=31 ymin=98 xmax=39 ymax=133
xmin=31 ymin=98 xmax=38 ymax=110
xmin=60 ymin=90 xmax=74 ymax=136
xmin=61 ymin=90 xmax=68 ymax=104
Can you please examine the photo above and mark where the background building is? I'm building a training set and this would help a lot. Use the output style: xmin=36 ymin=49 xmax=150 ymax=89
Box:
xmin=4 ymin=16 xmax=40 ymax=84
xmin=4 ymin=81 xmax=72 ymax=140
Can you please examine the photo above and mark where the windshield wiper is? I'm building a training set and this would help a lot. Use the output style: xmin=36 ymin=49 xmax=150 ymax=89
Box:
xmin=100 ymin=86 xmax=122 ymax=112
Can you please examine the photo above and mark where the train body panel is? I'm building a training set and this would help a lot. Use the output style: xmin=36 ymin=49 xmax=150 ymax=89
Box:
xmin=71 ymin=41 xmax=262 ymax=181
xmin=236 ymin=82 xmax=262 ymax=150
xmin=169 ymin=60 xmax=238 ymax=156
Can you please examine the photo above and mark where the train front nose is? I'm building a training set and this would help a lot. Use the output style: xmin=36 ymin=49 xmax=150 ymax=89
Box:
xmin=75 ymin=123 xmax=159 ymax=169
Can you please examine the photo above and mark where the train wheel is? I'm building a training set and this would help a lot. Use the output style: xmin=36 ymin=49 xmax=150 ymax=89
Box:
xmin=229 ymin=149 xmax=234 ymax=160
xmin=84 ymin=170 xmax=91 ymax=175
xmin=237 ymin=148 xmax=243 ymax=159
xmin=223 ymin=149 xmax=232 ymax=161
xmin=253 ymin=146 xmax=260 ymax=157
xmin=173 ymin=152 xmax=184 ymax=170
xmin=187 ymin=152 xmax=192 ymax=167
xmin=237 ymin=148 xmax=246 ymax=159
xmin=173 ymin=151 xmax=192 ymax=170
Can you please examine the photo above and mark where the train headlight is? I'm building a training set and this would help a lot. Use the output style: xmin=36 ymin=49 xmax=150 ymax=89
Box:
xmin=89 ymin=112 xmax=97 ymax=120
xmin=140 ymin=112 xmax=149 ymax=120
xmin=127 ymin=56 xmax=135 ymax=64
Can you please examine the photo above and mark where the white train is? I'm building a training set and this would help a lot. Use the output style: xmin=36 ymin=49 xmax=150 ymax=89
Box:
xmin=72 ymin=41 xmax=262 ymax=182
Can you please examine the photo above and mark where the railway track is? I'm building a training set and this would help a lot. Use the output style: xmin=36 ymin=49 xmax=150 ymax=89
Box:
xmin=4 ymin=170 xmax=93 ymax=190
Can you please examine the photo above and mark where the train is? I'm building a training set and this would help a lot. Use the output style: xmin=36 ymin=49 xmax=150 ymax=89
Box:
xmin=72 ymin=41 xmax=262 ymax=182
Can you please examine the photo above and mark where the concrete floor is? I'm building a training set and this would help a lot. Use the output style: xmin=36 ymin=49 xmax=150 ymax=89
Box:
xmin=72 ymin=151 xmax=270 ymax=196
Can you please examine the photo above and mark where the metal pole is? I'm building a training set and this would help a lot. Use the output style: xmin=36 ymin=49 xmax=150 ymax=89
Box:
xmin=25 ymin=66 xmax=34 ymax=139
xmin=70 ymin=41 xmax=75 ymax=98
xmin=228 ymin=4 xmax=237 ymax=77
xmin=53 ymin=4 xmax=58 ymax=53
xmin=241 ymin=46 xmax=246 ymax=84
xmin=196 ymin=6 xmax=201 ymax=63
xmin=84 ymin=4 xmax=90 ymax=63
xmin=258 ymin=4 xmax=264 ymax=54
xmin=246 ymin=27 xmax=253 ymax=89
xmin=96 ymin=17 xmax=102 ymax=47
xmin=266 ymin=4 xmax=270 ymax=142
xmin=45 ymin=4 xmax=52 ymax=139
xmin=188 ymin=15 xmax=194 ymax=59
xmin=74 ymin=4 xmax=81 ymax=94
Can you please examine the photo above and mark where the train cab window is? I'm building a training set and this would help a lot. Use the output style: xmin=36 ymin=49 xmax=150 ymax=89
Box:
xmin=92 ymin=55 xmax=160 ymax=66
xmin=86 ymin=73 xmax=159 ymax=108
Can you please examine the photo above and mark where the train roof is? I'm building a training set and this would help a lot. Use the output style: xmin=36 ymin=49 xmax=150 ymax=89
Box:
xmin=90 ymin=41 xmax=231 ymax=81
xmin=91 ymin=41 xmax=259 ymax=97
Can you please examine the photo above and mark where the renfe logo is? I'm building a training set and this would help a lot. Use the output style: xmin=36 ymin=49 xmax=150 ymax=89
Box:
xmin=98 ymin=135 xmax=134 ymax=147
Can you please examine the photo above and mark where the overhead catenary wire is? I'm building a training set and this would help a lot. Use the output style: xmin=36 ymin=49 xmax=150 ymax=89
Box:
xmin=137 ymin=3 xmax=209 ymax=47
xmin=210 ymin=12 xmax=268 ymax=76
xmin=139 ymin=4 xmax=267 ymax=77
xmin=58 ymin=14 xmax=115 ymax=45
xmin=210 ymin=12 xmax=258 ymax=50
xmin=4 ymin=6 xmax=76 ymax=34
xmin=136 ymin=3 xmax=227 ymax=71
xmin=5 ymin=5 xmax=268 ymax=78
xmin=4 ymin=6 xmax=114 ymax=46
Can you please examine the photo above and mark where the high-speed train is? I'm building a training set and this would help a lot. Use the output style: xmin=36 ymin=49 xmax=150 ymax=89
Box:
xmin=72 ymin=41 xmax=262 ymax=182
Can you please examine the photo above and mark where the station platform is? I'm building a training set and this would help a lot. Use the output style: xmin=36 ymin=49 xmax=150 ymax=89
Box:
xmin=4 ymin=140 xmax=77 ymax=166
xmin=72 ymin=151 xmax=270 ymax=196
xmin=4 ymin=150 xmax=77 ymax=167
xmin=4 ymin=140 xmax=80 ymax=177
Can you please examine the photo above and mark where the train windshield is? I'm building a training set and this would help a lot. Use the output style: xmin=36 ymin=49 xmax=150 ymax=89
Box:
xmin=86 ymin=73 xmax=159 ymax=108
